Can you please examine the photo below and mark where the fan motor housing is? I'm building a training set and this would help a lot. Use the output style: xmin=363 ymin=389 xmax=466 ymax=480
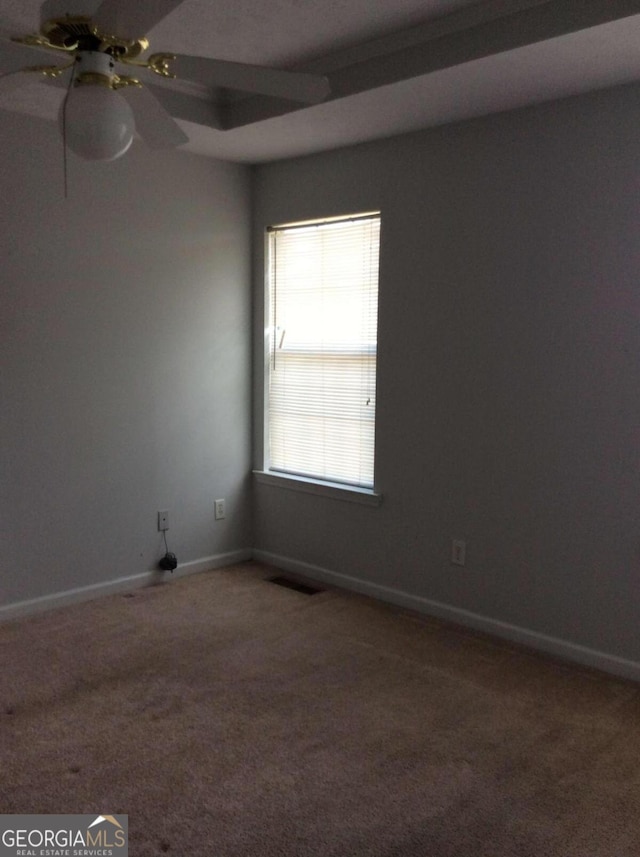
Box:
xmin=73 ymin=50 xmax=117 ymax=87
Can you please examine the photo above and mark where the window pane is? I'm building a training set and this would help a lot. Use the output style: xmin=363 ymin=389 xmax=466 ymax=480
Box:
xmin=267 ymin=214 xmax=380 ymax=488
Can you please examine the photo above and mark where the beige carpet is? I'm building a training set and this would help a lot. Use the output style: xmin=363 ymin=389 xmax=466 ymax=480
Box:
xmin=1 ymin=561 xmax=639 ymax=856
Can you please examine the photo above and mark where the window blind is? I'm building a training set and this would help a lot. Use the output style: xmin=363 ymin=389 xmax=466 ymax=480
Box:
xmin=267 ymin=213 xmax=380 ymax=488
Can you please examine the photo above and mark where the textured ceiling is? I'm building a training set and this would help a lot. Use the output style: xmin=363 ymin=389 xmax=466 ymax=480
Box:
xmin=0 ymin=0 xmax=485 ymax=64
xmin=150 ymin=0 xmax=483 ymax=66
xmin=1 ymin=0 xmax=640 ymax=163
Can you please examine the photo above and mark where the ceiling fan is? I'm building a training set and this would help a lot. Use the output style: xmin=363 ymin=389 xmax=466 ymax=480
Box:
xmin=0 ymin=0 xmax=331 ymax=161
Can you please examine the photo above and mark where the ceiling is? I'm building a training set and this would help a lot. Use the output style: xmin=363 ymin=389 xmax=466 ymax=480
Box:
xmin=1 ymin=0 xmax=640 ymax=163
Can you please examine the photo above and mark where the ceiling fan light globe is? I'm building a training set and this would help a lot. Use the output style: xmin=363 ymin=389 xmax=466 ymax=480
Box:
xmin=62 ymin=84 xmax=135 ymax=162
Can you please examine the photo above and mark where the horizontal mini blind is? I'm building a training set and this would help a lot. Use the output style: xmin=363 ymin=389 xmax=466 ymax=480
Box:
xmin=267 ymin=213 xmax=380 ymax=488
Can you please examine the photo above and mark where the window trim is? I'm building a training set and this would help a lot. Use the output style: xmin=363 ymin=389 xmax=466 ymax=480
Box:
xmin=261 ymin=211 xmax=382 ymax=495
xmin=253 ymin=469 xmax=382 ymax=506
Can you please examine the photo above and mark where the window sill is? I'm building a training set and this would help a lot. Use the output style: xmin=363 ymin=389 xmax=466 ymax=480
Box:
xmin=253 ymin=470 xmax=382 ymax=506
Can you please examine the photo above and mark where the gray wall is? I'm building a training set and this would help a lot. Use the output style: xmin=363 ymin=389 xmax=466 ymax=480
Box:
xmin=3 ymin=82 xmax=639 ymax=672
xmin=253 ymin=82 xmax=640 ymax=666
xmin=1 ymin=109 xmax=252 ymax=607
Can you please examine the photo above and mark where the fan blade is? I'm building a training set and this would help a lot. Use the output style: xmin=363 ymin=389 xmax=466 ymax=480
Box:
xmin=0 ymin=35 xmax=54 ymax=70
xmin=121 ymin=84 xmax=189 ymax=149
xmin=170 ymin=54 xmax=330 ymax=104
xmin=0 ymin=69 xmax=42 ymax=96
xmin=93 ymin=0 xmax=186 ymax=39
xmin=0 ymin=39 xmax=69 ymax=94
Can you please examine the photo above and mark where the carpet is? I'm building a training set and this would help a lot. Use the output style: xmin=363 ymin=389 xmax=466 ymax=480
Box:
xmin=1 ymin=561 xmax=639 ymax=856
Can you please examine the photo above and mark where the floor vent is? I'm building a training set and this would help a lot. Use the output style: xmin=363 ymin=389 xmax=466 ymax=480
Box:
xmin=268 ymin=576 xmax=324 ymax=596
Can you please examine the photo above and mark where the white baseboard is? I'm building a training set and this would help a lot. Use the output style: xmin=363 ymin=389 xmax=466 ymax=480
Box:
xmin=0 ymin=549 xmax=252 ymax=623
xmin=252 ymin=549 xmax=640 ymax=684
xmin=6 ymin=546 xmax=638 ymax=684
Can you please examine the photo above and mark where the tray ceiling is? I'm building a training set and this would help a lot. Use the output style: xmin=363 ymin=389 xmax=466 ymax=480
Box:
xmin=1 ymin=0 xmax=640 ymax=162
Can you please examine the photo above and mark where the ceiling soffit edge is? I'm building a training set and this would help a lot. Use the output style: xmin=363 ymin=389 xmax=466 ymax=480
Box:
xmin=218 ymin=0 xmax=640 ymax=130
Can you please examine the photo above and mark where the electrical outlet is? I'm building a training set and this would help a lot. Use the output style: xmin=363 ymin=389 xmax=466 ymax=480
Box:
xmin=215 ymin=499 xmax=226 ymax=520
xmin=158 ymin=510 xmax=169 ymax=532
xmin=451 ymin=539 xmax=466 ymax=566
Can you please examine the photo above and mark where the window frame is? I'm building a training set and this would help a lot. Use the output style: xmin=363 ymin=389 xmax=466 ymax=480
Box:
xmin=256 ymin=212 xmax=382 ymax=505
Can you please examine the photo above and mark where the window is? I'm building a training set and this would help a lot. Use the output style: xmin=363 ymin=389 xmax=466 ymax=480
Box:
xmin=265 ymin=212 xmax=381 ymax=490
